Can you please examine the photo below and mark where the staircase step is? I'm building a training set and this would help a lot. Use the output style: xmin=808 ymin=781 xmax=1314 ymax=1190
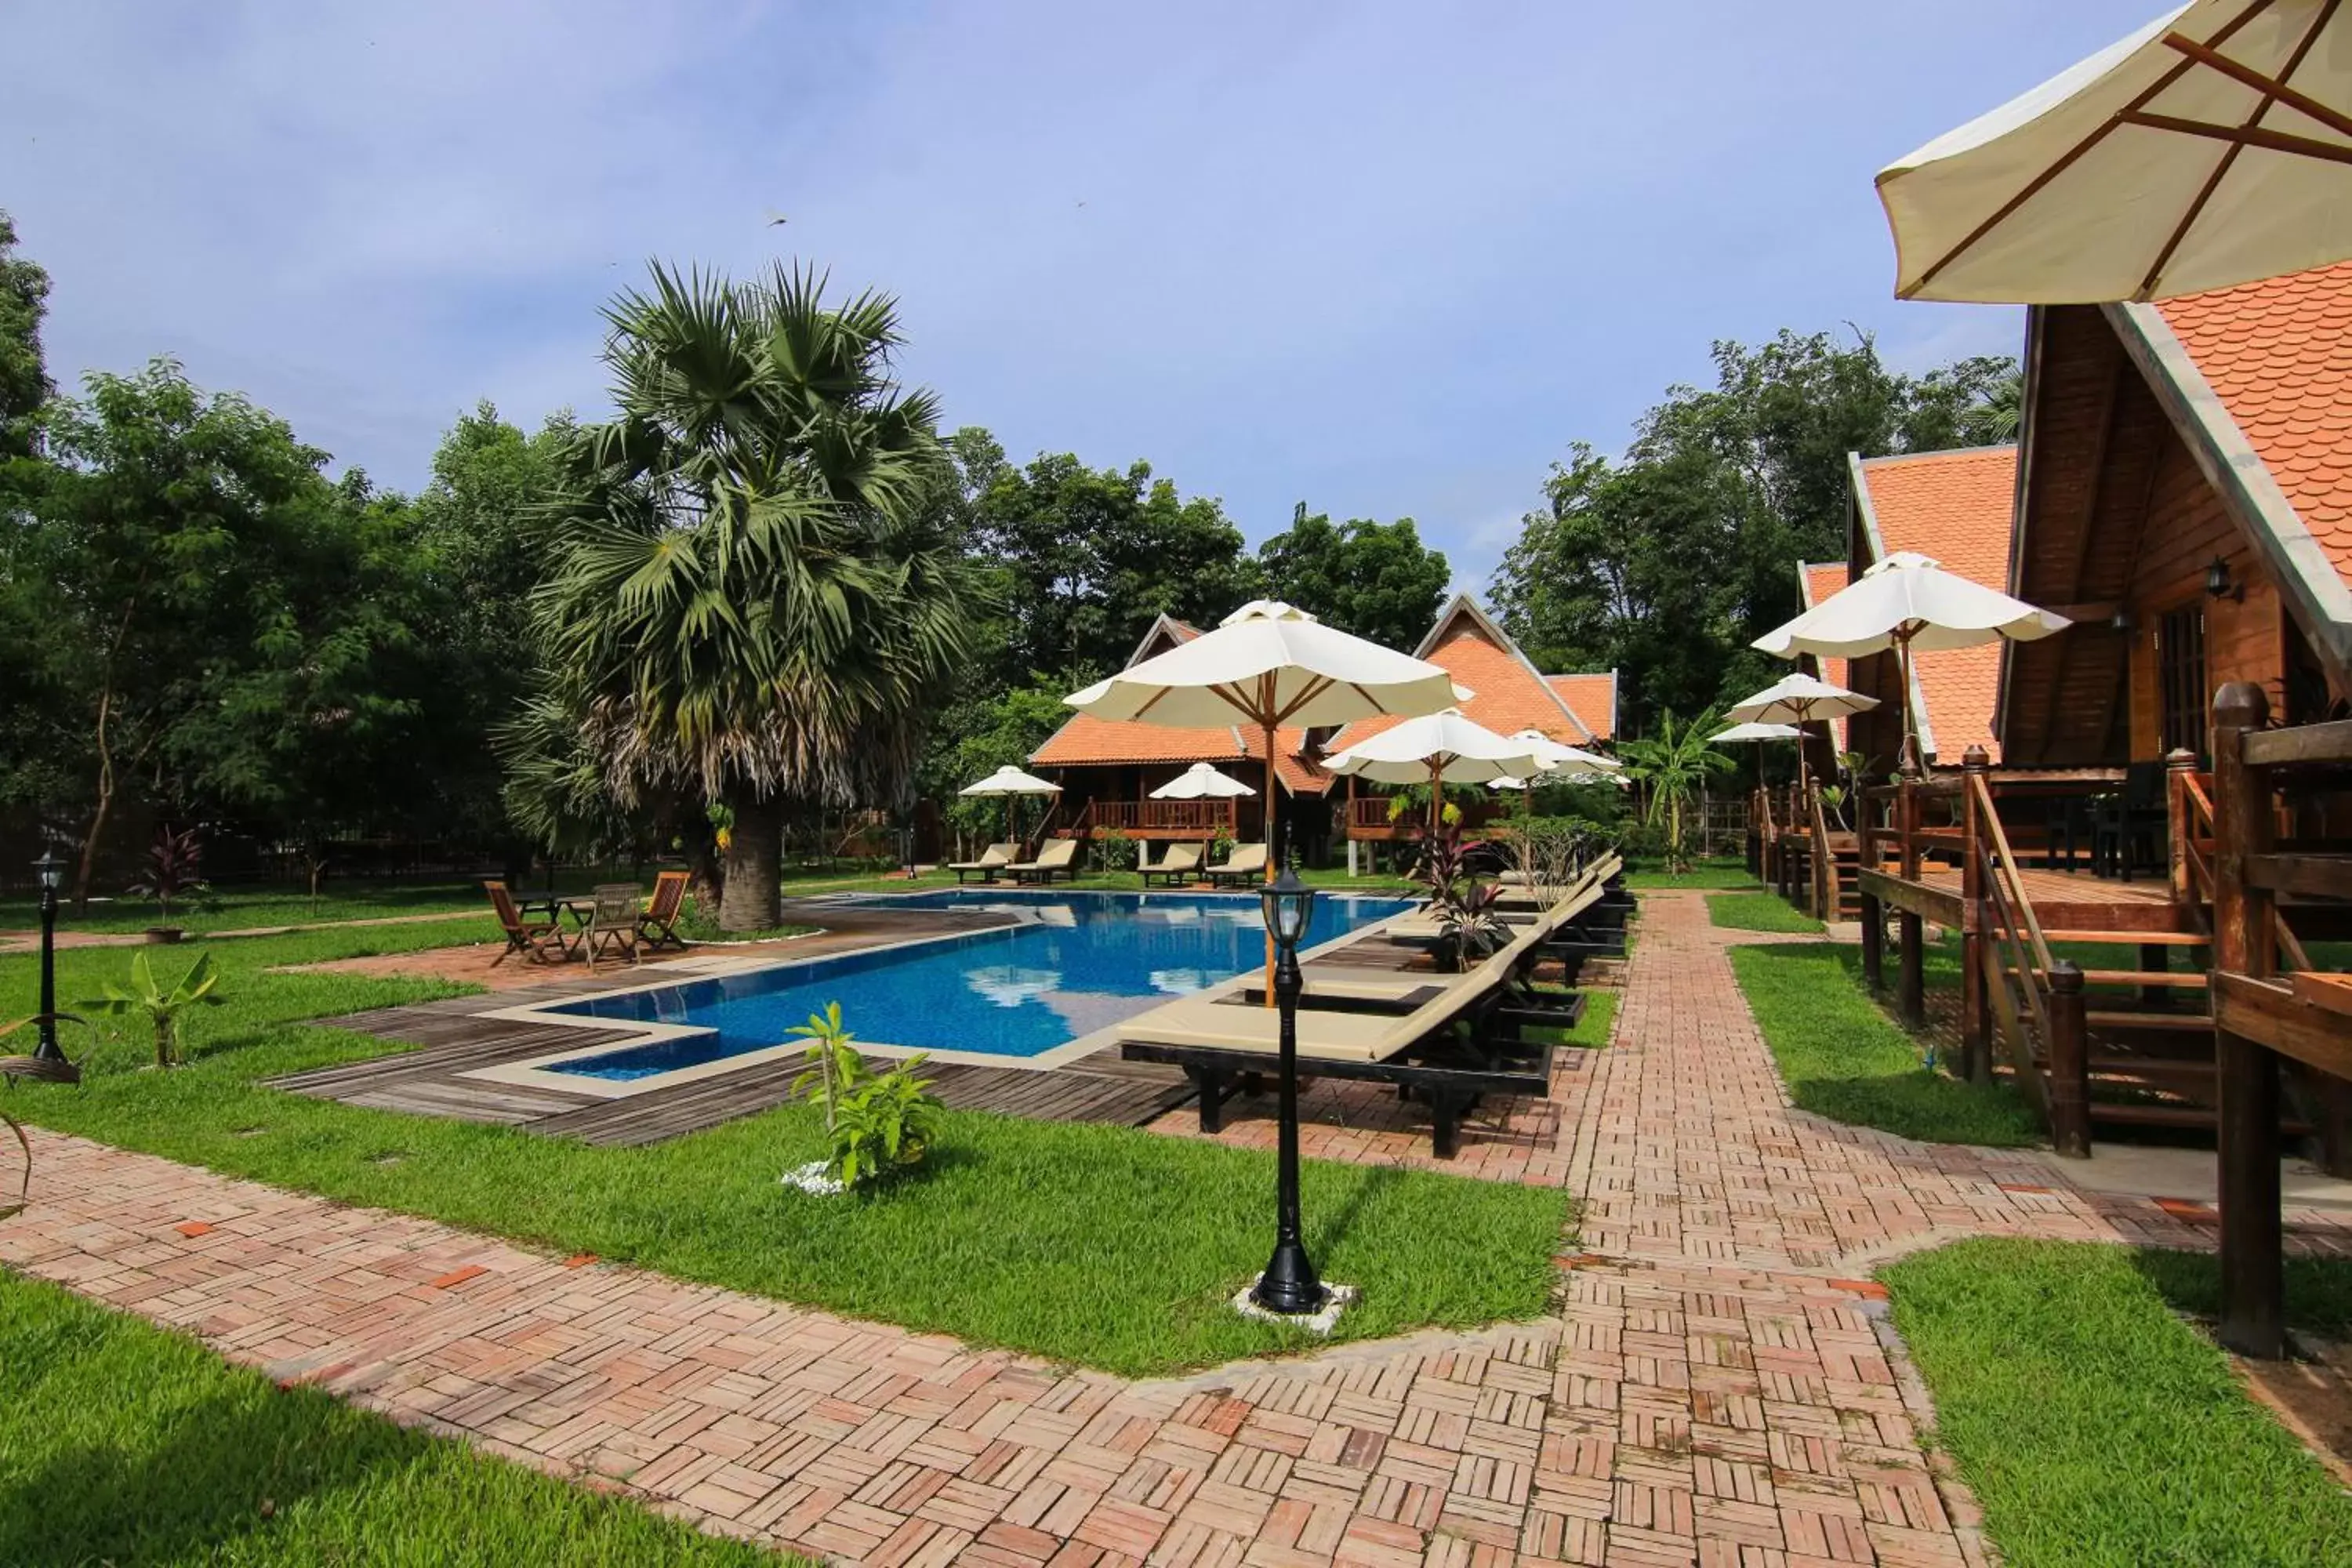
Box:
xmin=2042 ymin=929 xmax=2207 ymax=946
xmin=2086 ymin=1055 xmax=2216 ymax=1081
xmin=2085 ymin=1102 xmax=2314 ymax=1135
xmin=2086 ymin=1010 xmax=2212 ymax=1032
xmin=2078 ymin=969 xmax=2208 ymax=989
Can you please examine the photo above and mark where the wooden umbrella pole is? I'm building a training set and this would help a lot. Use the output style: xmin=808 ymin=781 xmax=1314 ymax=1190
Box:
xmin=1897 ymin=630 xmax=1922 ymax=775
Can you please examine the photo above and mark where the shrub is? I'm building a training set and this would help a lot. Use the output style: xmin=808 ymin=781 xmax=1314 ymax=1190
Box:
xmin=786 ymin=1004 xmax=944 ymax=1185
xmin=1094 ymin=827 xmax=1138 ymax=872
xmin=78 ymin=950 xmax=224 ymax=1068
xmin=125 ymin=826 xmax=208 ymax=921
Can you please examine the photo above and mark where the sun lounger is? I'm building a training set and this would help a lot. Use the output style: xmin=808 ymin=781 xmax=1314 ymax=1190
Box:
xmin=949 ymin=842 xmax=1020 ymax=885
xmin=1118 ymin=927 xmax=1558 ymax=1156
xmin=1200 ymin=842 xmax=1268 ymax=885
xmin=1004 ymin=838 xmax=1079 ymax=884
xmin=1139 ymin=841 xmax=1205 ymax=887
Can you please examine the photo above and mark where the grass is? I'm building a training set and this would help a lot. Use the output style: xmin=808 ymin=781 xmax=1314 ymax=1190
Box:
xmin=1884 ymin=1238 xmax=2352 ymax=1566
xmin=4 ymin=922 xmax=1566 ymax=1378
xmin=1705 ymin=892 xmax=1822 ymax=934
xmin=1728 ymin=942 xmax=2040 ymax=1146
xmin=0 ymin=1271 xmax=796 ymax=1566
xmin=1623 ymin=858 xmax=1760 ymax=891
xmin=1557 ymin=989 xmax=1617 ymax=1048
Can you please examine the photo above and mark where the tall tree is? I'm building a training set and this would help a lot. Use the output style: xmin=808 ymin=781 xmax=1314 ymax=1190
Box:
xmin=521 ymin=263 xmax=979 ymax=930
xmin=970 ymin=452 xmax=1251 ymax=684
xmin=0 ymin=211 xmax=50 ymax=461
xmin=12 ymin=361 xmax=441 ymax=904
xmin=405 ymin=401 xmax=575 ymax=854
xmin=1492 ymin=330 xmax=2016 ymax=729
xmin=1251 ymin=504 xmax=1450 ymax=649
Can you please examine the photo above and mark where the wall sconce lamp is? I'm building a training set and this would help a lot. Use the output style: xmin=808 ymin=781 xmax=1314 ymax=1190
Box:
xmin=2205 ymin=556 xmax=2245 ymax=603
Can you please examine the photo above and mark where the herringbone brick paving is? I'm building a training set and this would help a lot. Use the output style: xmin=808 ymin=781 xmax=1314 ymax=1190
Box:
xmin=5 ymin=889 xmax=2348 ymax=1565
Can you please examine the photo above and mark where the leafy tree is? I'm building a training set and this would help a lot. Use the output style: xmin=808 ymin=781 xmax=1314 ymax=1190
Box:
xmin=1251 ymin=503 xmax=1450 ymax=649
xmin=0 ymin=210 xmax=49 ymax=461
xmin=522 ymin=263 xmax=979 ymax=931
xmin=970 ymin=452 xmax=1251 ymax=683
xmin=404 ymin=402 xmax=575 ymax=858
xmin=14 ymin=361 xmax=423 ymax=906
xmin=1492 ymin=330 xmax=2016 ymax=729
xmin=1617 ymin=706 xmax=1735 ymax=869
xmin=923 ymin=673 xmax=1083 ymax=848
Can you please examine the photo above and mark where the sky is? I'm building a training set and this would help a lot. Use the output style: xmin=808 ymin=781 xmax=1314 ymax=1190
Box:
xmin=4 ymin=1 xmax=2165 ymax=593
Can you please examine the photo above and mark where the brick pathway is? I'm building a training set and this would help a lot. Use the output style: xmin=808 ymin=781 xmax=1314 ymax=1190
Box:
xmin=5 ymin=887 xmax=2350 ymax=1566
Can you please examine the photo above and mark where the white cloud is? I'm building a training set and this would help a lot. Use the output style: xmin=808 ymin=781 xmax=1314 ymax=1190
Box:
xmin=4 ymin=0 xmax=2154 ymax=533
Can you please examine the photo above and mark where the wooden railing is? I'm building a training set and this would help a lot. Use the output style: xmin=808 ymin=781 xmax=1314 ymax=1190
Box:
xmin=1808 ymin=782 xmax=1835 ymax=921
xmin=2207 ymin=682 xmax=2352 ymax=1357
xmin=1076 ymin=800 xmax=1236 ymax=836
xmin=1964 ymin=759 xmax=2085 ymax=1153
xmin=1345 ymin=797 xmax=1505 ymax=833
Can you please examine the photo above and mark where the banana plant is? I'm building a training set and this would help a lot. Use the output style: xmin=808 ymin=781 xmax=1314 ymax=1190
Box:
xmin=80 ymin=950 xmax=224 ymax=1069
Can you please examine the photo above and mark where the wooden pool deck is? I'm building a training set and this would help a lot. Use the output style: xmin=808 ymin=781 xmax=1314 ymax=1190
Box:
xmin=274 ymin=898 xmax=1196 ymax=1145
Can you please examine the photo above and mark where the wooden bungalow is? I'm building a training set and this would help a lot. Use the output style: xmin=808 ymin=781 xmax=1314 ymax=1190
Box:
xmin=1320 ymin=596 xmax=1617 ymax=864
xmin=1849 ymin=262 xmax=2352 ymax=1196
xmin=1028 ymin=615 xmax=1332 ymax=854
xmin=1760 ymin=448 xmax=2019 ymax=914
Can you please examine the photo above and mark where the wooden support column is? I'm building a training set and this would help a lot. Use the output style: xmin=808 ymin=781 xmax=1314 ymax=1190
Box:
xmin=1959 ymin=746 xmax=1991 ymax=1083
xmin=2213 ymin=681 xmax=2284 ymax=1359
xmin=2166 ymin=746 xmax=2198 ymax=907
xmin=1898 ymin=911 xmax=1925 ymax=1027
xmin=2047 ymin=960 xmax=2091 ymax=1157
xmin=1860 ymin=889 xmax=1884 ymax=989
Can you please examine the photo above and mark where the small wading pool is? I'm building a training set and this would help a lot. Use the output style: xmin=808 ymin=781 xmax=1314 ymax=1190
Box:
xmin=538 ymin=888 xmax=1412 ymax=1080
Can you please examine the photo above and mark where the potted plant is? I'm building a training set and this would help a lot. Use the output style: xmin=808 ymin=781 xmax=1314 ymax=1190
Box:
xmin=1413 ymin=826 xmax=1512 ymax=975
xmin=126 ymin=825 xmax=207 ymax=944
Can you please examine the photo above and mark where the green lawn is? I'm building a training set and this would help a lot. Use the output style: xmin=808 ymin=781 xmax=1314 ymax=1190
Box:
xmin=1624 ymin=858 xmax=1760 ymax=891
xmin=1728 ymin=942 xmax=2040 ymax=1146
xmin=1885 ymin=1239 xmax=2352 ymax=1566
xmin=0 ymin=1272 xmax=796 ymax=1566
xmin=1705 ymin=891 xmax=1822 ymax=934
xmin=4 ymin=921 xmax=1566 ymax=1378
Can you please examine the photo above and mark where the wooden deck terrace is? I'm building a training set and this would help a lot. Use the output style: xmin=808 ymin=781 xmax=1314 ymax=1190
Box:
xmin=1860 ymin=862 xmax=2188 ymax=935
xmin=274 ymin=898 xmax=1195 ymax=1145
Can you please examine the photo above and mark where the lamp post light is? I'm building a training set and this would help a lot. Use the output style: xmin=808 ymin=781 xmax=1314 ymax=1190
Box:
xmin=32 ymin=850 xmax=67 ymax=1065
xmin=1251 ymin=866 xmax=1325 ymax=1316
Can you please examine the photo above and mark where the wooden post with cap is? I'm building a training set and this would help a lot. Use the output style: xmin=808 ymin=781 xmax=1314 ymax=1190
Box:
xmin=2212 ymin=681 xmax=2283 ymax=1358
xmin=1960 ymin=746 xmax=1991 ymax=1083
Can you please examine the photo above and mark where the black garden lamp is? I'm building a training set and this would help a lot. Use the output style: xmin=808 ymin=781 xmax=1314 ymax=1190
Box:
xmin=32 ymin=850 xmax=67 ymax=1064
xmin=1251 ymin=866 xmax=1325 ymax=1316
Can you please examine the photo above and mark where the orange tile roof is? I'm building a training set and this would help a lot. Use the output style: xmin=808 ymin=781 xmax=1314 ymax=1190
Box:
xmin=2156 ymin=260 xmax=2352 ymax=586
xmin=1856 ymin=447 xmax=2018 ymax=762
xmin=1326 ymin=598 xmax=1595 ymax=755
xmin=1031 ymin=718 xmax=1328 ymax=794
xmin=1800 ymin=561 xmax=1847 ymax=611
xmin=1544 ymin=673 xmax=1617 ymax=742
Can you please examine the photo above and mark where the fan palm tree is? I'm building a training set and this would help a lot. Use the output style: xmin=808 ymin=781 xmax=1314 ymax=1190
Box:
xmin=1617 ymin=705 xmax=1735 ymax=870
xmin=522 ymin=263 xmax=978 ymax=929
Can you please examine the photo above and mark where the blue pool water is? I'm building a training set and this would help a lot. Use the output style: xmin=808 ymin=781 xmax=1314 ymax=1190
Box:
xmin=541 ymin=889 xmax=1412 ymax=1080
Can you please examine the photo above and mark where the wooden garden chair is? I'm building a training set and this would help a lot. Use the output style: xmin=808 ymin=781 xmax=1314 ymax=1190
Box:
xmin=637 ymin=869 xmax=691 ymax=953
xmin=484 ymin=880 xmax=570 ymax=966
xmin=583 ymin=883 xmax=643 ymax=971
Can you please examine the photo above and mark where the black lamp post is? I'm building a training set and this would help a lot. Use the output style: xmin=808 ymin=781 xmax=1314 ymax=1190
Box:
xmin=32 ymin=849 xmax=67 ymax=1064
xmin=1252 ymin=866 xmax=1325 ymax=1316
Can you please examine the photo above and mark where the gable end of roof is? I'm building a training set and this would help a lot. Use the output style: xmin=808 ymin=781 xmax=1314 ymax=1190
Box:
xmin=2105 ymin=298 xmax=2352 ymax=699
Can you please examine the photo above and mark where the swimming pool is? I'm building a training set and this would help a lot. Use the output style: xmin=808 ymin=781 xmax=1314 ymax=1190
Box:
xmin=531 ymin=888 xmax=1412 ymax=1081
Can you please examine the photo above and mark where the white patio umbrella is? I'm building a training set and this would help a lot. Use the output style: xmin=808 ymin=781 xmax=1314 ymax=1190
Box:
xmin=1711 ymin=721 xmax=1805 ymax=743
xmin=1323 ymin=710 xmax=1551 ymax=836
xmin=1880 ymin=0 xmax=2352 ymax=303
xmin=1711 ymin=721 xmax=1805 ymax=800
xmin=960 ymin=764 xmax=1062 ymax=848
xmin=1503 ymin=728 xmax=1622 ymax=779
xmin=1149 ymin=762 xmax=1257 ymax=800
xmin=1065 ymin=600 xmax=1457 ymax=869
xmin=1753 ymin=551 xmax=2068 ymax=770
xmin=1726 ymin=673 xmax=1879 ymax=797
xmin=1066 ymin=600 xmax=1457 ymax=1000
